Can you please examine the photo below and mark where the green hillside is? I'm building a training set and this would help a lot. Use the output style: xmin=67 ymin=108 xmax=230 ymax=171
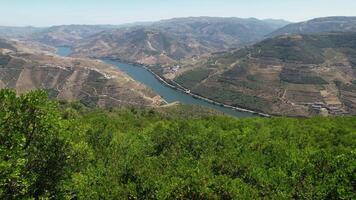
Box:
xmin=1 ymin=89 xmax=355 ymax=199
xmin=172 ymin=32 xmax=356 ymax=116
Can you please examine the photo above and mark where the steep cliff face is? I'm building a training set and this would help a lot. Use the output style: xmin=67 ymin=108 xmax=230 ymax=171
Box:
xmin=0 ymin=39 xmax=164 ymax=107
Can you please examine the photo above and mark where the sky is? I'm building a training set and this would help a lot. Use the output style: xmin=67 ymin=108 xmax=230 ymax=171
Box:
xmin=1 ymin=0 xmax=355 ymax=26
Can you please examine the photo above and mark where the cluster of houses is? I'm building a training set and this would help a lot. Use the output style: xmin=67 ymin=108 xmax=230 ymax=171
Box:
xmin=309 ymin=102 xmax=345 ymax=115
xmin=166 ymin=65 xmax=180 ymax=73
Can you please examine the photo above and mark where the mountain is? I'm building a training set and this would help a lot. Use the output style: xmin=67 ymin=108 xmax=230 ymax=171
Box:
xmin=0 ymin=26 xmax=45 ymax=38
xmin=269 ymin=16 xmax=356 ymax=37
xmin=71 ymin=17 xmax=290 ymax=66
xmin=0 ymin=38 xmax=163 ymax=107
xmin=72 ymin=27 xmax=212 ymax=66
xmin=166 ymin=32 xmax=356 ymax=116
xmin=262 ymin=19 xmax=291 ymax=29
xmin=29 ymin=25 xmax=119 ymax=46
xmin=0 ymin=23 xmax=156 ymax=47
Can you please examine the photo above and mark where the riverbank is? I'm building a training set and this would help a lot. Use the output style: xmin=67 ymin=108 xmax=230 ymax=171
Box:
xmin=142 ymin=65 xmax=271 ymax=117
xmin=104 ymin=58 xmax=271 ymax=117
xmin=56 ymin=47 xmax=264 ymax=117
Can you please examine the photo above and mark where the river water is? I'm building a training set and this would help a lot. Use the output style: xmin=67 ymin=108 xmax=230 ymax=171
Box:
xmin=57 ymin=47 xmax=255 ymax=118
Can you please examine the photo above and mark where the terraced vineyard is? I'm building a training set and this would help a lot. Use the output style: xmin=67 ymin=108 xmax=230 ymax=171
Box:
xmin=168 ymin=32 xmax=356 ymax=116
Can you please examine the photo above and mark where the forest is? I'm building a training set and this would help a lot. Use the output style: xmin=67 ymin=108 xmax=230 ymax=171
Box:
xmin=0 ymin=89 xmax=355 ymax=199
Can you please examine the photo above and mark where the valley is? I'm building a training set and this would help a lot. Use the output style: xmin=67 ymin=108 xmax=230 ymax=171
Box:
xmin=57 ymin=46 xmax=258 ymax=117
xmin=1 ymin=16 xmax=356 ymax=117
xmin=1 ymin=1 xmax=356 ymax=199
xmin=168 ymin=32 xmax=356 ymax=116
xmin=104 ymin=60 xmax=260 ymax=117
xmin=0 ymin=38 xmax=163 ymax=108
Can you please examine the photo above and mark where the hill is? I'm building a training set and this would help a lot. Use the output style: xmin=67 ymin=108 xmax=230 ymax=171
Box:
xmin=269 ymin=16 xmax=356 ymax=37
xmin=0 ymin=38 xmax=163 ymax=107
xmin=0 ymin=26 xmax=45 ymax=38
xmin=0 ymin=24 xmax=154 ymax=47
xmin=29 ymin=25 xmax=119 ymax=46
xmin=71 ymin=17 xmax=290 ymax=66
xmin=167 ymin=32 xmax=356 ymax=116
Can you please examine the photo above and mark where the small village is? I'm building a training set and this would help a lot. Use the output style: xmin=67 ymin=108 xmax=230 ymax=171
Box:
xmin=166 ymin=65 xmax=181 ymax=73
xmin=308 ymin=101 xmax=346 ymax=115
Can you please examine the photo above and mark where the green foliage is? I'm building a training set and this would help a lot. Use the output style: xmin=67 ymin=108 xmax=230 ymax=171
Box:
xmin=1 ymin=89 xmax=355 ymax=199
xmin=156 ymin=104 xmax=223 ymax=119
xmin=194 ymin=83 xmax=271 ymax=113
xmin=64 ymin=109 xmax=355 ymax=199
xmin=0 ymin=89 xmax=69 ymax=199
xmin=175 ymin=68 xmax=212 ymax=89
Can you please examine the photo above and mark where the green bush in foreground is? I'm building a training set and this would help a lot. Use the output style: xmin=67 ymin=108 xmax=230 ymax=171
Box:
xmin=1 ymin=89 xmax=355 ymax=199
xmin=0 ymin=89 xmax=69 ymax=199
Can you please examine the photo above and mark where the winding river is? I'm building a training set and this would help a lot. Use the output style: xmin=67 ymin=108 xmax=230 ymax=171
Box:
xmin=57 ymin=47 xmax=256 ymax=118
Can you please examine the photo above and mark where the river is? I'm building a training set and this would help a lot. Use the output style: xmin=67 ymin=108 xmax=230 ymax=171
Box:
xmin=56 ymin=47 xmax=256 ymax=118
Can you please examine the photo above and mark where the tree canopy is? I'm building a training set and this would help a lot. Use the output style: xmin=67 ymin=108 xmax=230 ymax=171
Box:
xmin=0 ymin=89 xmax=355 ymax=199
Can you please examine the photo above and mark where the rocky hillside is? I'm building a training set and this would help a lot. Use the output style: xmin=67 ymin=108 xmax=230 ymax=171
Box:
xmin=167 ymin=32 xmax=356 ymax=116
xmin=0 ymin=38 xmax=163 ymax=107
xmin=72 ymin=17 xmax=290 ymax=66
xmin=269 ymin=16 xmax=356 ymax=37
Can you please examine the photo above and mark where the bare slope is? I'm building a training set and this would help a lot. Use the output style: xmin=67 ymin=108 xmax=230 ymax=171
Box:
xmin=0 ymin=38 xmax=164 ymax=107
xmin=72 ymin=17 xmax=290 ymax=66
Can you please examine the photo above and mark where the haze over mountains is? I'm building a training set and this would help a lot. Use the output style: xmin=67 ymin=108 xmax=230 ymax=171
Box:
xmin=269 ymin=16 xmax=356 ymax=37
xmin=0 ymin=16 xmax=356 ymax=116
xmin=71 ymin=17 xmax=290 ymax=66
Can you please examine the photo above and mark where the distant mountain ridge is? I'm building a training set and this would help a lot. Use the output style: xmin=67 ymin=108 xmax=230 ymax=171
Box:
xmin=0 ymin=23 xmax=154 ymax=46
xmin=0 ymin=26 xmax=45 ymax=38
xmin=268 ymin=16 xmax=356 ymax=37
xmin=71 ymin=17 xmax=290 ymax=66
xmin=29 ymin=25 xmax=117 ymax=46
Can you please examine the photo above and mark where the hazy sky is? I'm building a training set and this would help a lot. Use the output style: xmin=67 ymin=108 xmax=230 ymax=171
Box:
xmin=1 ymin=0 xmax=355 ymax=26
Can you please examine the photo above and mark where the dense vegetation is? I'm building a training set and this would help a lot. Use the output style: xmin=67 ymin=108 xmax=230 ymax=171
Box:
xmin=175 ymin=68 xmax=212 ymax=89
xmin=193 ymin=84 xmax=271 ymax=113
xmin=1 ymin=89 xmax=355 ymax=199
